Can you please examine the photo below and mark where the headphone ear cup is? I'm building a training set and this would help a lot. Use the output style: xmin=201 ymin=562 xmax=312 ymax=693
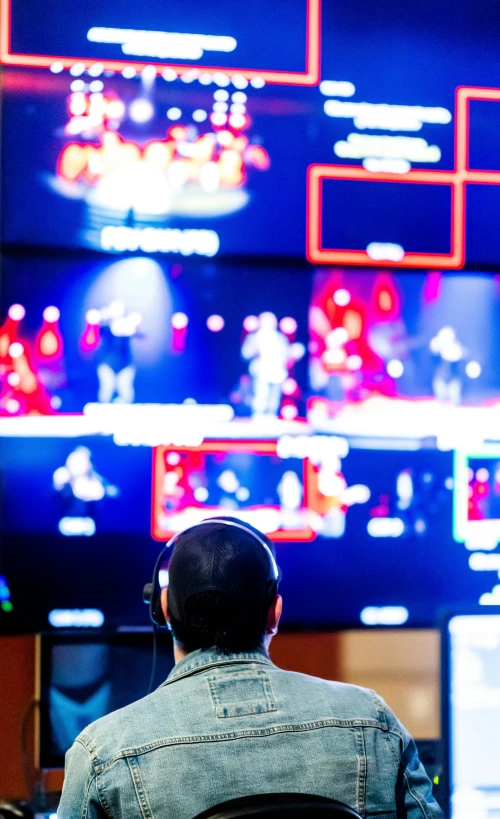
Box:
xmin=153 ymin=593 xmax=167 ymax=628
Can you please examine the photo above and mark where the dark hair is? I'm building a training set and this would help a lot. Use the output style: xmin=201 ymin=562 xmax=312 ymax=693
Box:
xmin=167 ymin=517 xmax=279 ymax=654
xmin=169 ymin=590 xmax=272 ymax=654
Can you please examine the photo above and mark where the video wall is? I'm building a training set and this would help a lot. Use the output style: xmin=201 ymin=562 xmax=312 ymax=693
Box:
xmin=3 ymin=0 xmax=500 ymax=265
xmin=2 ymin=259 xmax=500 ymax=630
xmin=4 ymin=0 xmax=500 ymax=632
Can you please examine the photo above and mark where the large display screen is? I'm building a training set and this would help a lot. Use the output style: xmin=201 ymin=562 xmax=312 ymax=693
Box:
xmin=3 ymin=0 xmax=500 ymax=264
xmin=2 ymin=260 xmax=500 ymax=631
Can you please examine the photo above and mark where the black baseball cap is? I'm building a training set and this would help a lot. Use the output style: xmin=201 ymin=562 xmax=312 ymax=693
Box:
xmin=166 ymin=517 xmax=280 ymax=625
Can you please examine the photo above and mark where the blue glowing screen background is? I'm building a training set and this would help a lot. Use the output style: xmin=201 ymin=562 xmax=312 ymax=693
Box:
xmin=1 ymin=259 xmax=500 ymax=631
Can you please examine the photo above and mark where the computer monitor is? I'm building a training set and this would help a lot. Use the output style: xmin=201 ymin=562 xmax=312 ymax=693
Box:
xmin=442 ymin=610 xmax=500 ymax=818
xmin=37 ymin=630 xmax=174 ymax=769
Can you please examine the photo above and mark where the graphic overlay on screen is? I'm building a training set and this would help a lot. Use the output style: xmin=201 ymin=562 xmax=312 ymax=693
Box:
xmin=2 ymin=0 xmax=320 ymax=85
xmin=308 ymin=270 xmax=500 ymax=448
xmin=152 ymin=437 xmax=371 ymax=542
xmin=447 ymin=614 xmax=500 ymax=819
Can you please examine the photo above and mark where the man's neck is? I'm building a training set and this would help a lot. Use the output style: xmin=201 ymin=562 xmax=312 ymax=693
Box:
xmin=173 ymin=642 xmax=188 ymax=664
xmin=172 ymin=640 xmax=272 ymax=665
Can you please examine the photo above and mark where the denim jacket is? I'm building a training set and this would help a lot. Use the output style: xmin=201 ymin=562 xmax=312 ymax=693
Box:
xmin=58 ymin=647 xmax=443 ymax=819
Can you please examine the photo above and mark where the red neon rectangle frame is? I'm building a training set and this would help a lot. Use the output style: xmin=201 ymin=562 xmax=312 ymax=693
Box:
xmin=151 ymin=439 xmax=317 ymax=542
xmin=306 ymin=165 xmax=465 ymax=269
xmin=0 ymin=0 xmax=320 ymax=86
xmin=456 ymin=86 xmax=500 ymax=174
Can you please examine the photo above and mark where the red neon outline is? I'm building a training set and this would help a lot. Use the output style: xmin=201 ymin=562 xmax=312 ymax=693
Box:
xmin=307 ymin=85 xmax=500 ymax=268
xmin=151 ymin=440 xmax=317 ymax=542
xmin=0 ymin=0 xmax=320 ymax=87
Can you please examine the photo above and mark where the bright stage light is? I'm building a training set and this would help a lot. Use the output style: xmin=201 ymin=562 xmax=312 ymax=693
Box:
xmin=162 ymin=68 xmax=177 ymax=81
xmin=346 ymin=355 xmax=362 ymax=371
xmin=207 ymin=315 xmax=225 ymax=332
xmin=250 ymin=77 xmax=265 ymax=88
xmin=89 ymin=80 xmax=104 ymax=92
xmin=282 ymin=378 xmax=298 ymax=396
xmin=211 ymin=112 xmax=227 ymax=127
xmin=5 ymin=399 xmax=21 ymax=414
xmin=141 ymin=65 xmax=157 ymax=81
xmin=8 ymin=342 xmax=24 ymax=358
xmin=50 ymin=62 xmax=64 ymax=73
xmin=333 ymin=289 xmax=351 ymax=307
xmin=466 ymin=361 xmax=481 ymax=379
xmin=232 ymin=75 xmax=249 ymax=89
xmin=7 ymin=373 xmax=20 ymax=387
xmin=214 ymin=89 xmax=229 ymax=101
xmin=167 ymin=107 xmax=182 ymax=121
xmin=213 ymin=72 xmax=230 ymax=87
xmin=387 ymin=359 xmax=404 ymax=378
xmin=476 ymin=468 xmax=490 ymax=483
xmin=218 ymin=470 xmax=239 ymax=493
xmin=122 ymin=67 xmax=137 ymax=79
xmin=279 ymin=317 xmax=298 ymax=335
xmin=281 ymin=404 xmax=299 ymax=420
xmin=69 ymin=62 xmax=85 ymax=76
xmin=229 ymin=113 xmax=247 ymax=130
xmin=129 ymin=98 xmax=155 ymax=123
xmin=43 ymin=306 xmax=60 ymax=323
xmin=194 ymin=487 xmax=209 ymax=502
xmin=88 ymin=63 xmax=104 ymax=77
xmin=193 ymin=109 xmax=208 ymax=122
xmin=181 ymin=70 xmax=198 ymax=83
xmin=172 ymin=312 xmax=189 ymax=330
xmin=326 ymin=327 xmax=349 ymax=347
xmin=85 ymin=309 xmax=101 ymax=325
xmin=243 ymin=315 xmax=259 ymax=332
xmin=8 ymin=304 xmax=26 ymax=321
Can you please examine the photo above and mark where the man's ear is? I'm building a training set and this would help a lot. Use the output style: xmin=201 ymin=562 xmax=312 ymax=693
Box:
xmin=160 ymin=586 xmax=170 ymax=625
xmin=266 ymin=594 xmax=282 ymax=636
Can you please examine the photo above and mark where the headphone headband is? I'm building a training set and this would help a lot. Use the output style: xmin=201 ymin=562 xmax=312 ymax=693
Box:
xmin=143 ymin=517 xmax=279 ymax=628
xmin=188 ymin=518 xmax=279 ymax=579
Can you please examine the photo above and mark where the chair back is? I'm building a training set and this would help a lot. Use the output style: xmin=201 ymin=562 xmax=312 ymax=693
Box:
xmin=193 ymin=793 xmax=363 ymax=818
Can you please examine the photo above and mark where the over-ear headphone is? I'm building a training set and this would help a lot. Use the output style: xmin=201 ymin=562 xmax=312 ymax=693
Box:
xmin=143 ymin=518 xmax=279 ymax=628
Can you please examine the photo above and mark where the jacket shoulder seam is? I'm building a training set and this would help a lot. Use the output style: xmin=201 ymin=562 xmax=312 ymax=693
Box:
xmin=92 ymin=718 xmax=389 ymax=773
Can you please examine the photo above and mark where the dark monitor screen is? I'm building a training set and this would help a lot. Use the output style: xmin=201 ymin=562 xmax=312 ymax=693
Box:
xmin=38 ymin=630 xmax=175 ymax=769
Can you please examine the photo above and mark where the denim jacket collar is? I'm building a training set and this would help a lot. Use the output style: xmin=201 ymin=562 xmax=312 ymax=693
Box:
xmin=161 ymin=646 xmax=273 ymax=686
